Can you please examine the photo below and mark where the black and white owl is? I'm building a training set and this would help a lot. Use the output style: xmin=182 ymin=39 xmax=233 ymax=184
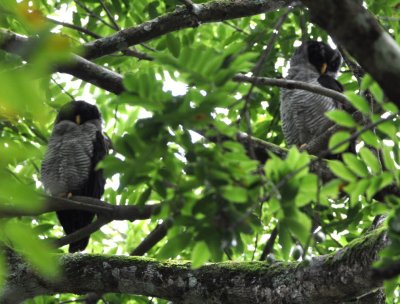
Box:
xmin=41 ymin=101 xmax=109 ymax=253
xmin=280 ymin=40 xmax=343 ymax=147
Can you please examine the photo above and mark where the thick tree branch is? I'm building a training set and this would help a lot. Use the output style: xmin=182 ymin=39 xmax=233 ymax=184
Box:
xmin=2 ymin=229 xmax=387 ymax=304
xmin=300 ymin=0 xmax=400 ymax=106
xmin=82 ymin=0 xmax=294 ymax=59
xmin=0 ymin=29 xmax=125 ymax=94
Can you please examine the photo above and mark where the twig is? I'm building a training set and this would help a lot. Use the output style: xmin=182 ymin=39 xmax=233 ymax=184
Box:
xmin=130 ymin=219 xmax=173 ymax=256
xmin=46 ymin=17 xmax=101 ymax=39
xmin=260 ymin=226 xmax=278 ymax=260
xmin=51 ymin=77 xmax=75 ymax=101
xmin=74 ymin=0 xmax=116 ymax=30
xmin=54 ymin=217 xmax=109 ymax=248
xmin=222 ymin=21 xmax=250 ymax=35
xmin=98 ymin=0 xmax=120 ymax=30
xmin=233 ymin=74 xmax=350 ymax=108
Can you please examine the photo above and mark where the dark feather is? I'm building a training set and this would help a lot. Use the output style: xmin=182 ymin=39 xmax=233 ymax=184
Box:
xmin=317 ymin=74 xmax=344 ymax=92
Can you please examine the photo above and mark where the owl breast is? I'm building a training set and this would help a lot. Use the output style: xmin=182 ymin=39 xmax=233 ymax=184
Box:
xmin=280 ymin=76 xmax=337 ymax=147
xmin=41 ymin=121 xmax=98 ymax=195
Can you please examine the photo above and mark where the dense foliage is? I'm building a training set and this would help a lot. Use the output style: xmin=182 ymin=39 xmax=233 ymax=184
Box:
xmin=0 ymin=0 xmax=400 ymax=303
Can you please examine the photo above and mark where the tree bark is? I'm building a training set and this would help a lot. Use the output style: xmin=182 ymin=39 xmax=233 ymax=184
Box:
xmin=2 ymin=229 xmax=386 ymax=304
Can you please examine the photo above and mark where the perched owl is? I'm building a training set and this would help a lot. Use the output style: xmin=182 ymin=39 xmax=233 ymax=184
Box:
xmin=41 ymin=101 xmax=109 ymax=253
xmin=280 ymin=40 xmax=343 ymax=148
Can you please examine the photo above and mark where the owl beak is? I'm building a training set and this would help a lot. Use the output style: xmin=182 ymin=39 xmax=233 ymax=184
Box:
xmin=75 ymin=115 xmax=81 ymax=125
xmin=321 ymin=63 xmax=328 ymax=74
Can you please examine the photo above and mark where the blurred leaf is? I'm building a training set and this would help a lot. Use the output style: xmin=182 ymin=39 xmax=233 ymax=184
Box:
xmin=325 ymin=110 xmax=357 ymax=128
xmin=328 ymin=160 xmax=357 ymax=182
xmin=191 ymin=241 xmax=210 ymax=269
xmin=344 ymin=91 xmax=370 ymax=114
xmin=359 ymin=147 xmax=381 ymax=174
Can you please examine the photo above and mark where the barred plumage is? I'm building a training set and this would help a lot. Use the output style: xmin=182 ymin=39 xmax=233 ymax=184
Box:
xmin=280 ymin=41 xmax=343 ymax=147
xmin=41 ymin=101 xmax=109 ymax=253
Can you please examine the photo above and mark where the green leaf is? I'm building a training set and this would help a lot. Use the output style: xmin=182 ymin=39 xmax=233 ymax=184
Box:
xmin=370 ymin=83 xmax=384 ymax=103
xmin=360 ymin=74 xmax=374 ymax=90
xmin=286 ymin=212 xmax=311 ymax=245
xmin=166 ymin=34 xmax=181 ymax=58
xmin=342 ymin=153 xmax=369 ymax=177
xmin=359 ymin=147 xmax=381 ymax=174
xmin=328 ymin=160 xmax=357 ymax=182
xmin=158 ymin=233 xmax=191 ymax=259
xmin=220 ymin=186 xmax=248 ymax=203
xmin=4 ymin=222 xmax=59 ymax=278
xmin=295 ymin=174 xmax=317 ymax=206
xmin=382 ymin=146 xmax=396 ymax=171
xmin=377 ymin=120 xmax=397 ymax=140
xmin=191 ymin=241 xmax=210 ymax=268
xmin=360 ymin=130 xmax=380 ymax=148
xmin=325 ymin=110 xmax=357 ymax=128
xmin=278 ymin=223 xmax=292 ymax=260
xmin=329 ymin=131 xmax=351 ymax=154
xmin=344 ymin=92 xmax=370 ymax=114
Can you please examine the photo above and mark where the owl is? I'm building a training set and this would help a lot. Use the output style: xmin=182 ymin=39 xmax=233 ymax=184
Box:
xmin=280 ymin=40 xmax=343 ymax=148
xmin=41 ymin=101 xmax=109 ymax=253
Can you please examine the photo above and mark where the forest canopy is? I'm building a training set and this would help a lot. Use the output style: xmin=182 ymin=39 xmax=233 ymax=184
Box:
xmin=0 ymin=0 xmax=400 ymax=303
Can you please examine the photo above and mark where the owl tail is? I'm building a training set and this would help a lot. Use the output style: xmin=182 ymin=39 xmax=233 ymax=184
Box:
xmin=68 ymin=237 xmax=90 ymax=253
xmin=56 ymin=210 xmax=95 ymax=253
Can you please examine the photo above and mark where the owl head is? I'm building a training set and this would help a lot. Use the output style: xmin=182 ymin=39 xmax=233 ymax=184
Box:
xmin=290 ymin=40 xmax=342 ymax=77
xmin=55 ymin=101 xmax=101 ymax=125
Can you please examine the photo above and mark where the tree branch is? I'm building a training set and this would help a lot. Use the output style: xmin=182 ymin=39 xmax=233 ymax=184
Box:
xmin=0 ymin=195 xmax=159 ymax=220
xmin=233 ymin=74 xmax=351 ymax=108
xmin=130 ymin=219 xmax=172 ymax=256
xmin=82 ymin=0 xmax=294 ymax=59
xmin=2 ymin=229 xmax=387 ymax=304
xmin=300 ymin=0 xmax=400 ymax=107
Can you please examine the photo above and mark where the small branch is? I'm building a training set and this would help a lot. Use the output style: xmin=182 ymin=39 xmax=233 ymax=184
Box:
xmin=54 ymin=217 xmax=110 ymax=248
xmin=98 ymin=0 xmax=120 ymax=30
xmin=46 ymin=17 xmax=102 ymax=39
xmin=233 ymin=74 xmax=351 ymax=108
xmin=130 ymin=219 xmax=173 ymax=256
xmin=260 ymin=226 xmax=278 ymax=261
xmin=74 ymin=0 xmax=116 ymax=30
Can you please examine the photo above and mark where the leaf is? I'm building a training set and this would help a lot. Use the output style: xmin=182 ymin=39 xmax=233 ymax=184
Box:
xmin=328 ymin=160 xmax=357 ymax=182
xmin=342 ymin=153 xmax=369 ymax=177
xmin=295 ymin=174 xmax=317 ymax=206
xmin=344 ymin=91 xmax=370 ymax=114
xmin=377 ymin=120 xmax=397 ymax=140
xmin=286 ymin=212 xmax=311 ymax=245
xmin=360 ymin=74 xmax=374 ymax=91
xmin=329 ymin=131 xmax=351 ymax=154
xmin=370 ymin=83 xmax=384 ymax=103
xmin=325 ymin=110 xmax=357 ymax=128
xmin=191 ymin=241 xmax=210 ymax=268
xmin=166 ymin=34 xmax=180 ymax=58
xmin=382 ymin=146 xmax=396 ymax=171
xmin=158 ymin=233 xmax=191 ymax=259
xmin=360 ymin=130 xmax=380 ymax=148
xmin=359 ymin=147 xmax=381 ymax=174
xmin=220 ymin=186 xmax=248 ymax=203
xmin=4 ymin=222 xmax=59 ymax=278
xmin=278 ymin=223 xmax=292 ymax=260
